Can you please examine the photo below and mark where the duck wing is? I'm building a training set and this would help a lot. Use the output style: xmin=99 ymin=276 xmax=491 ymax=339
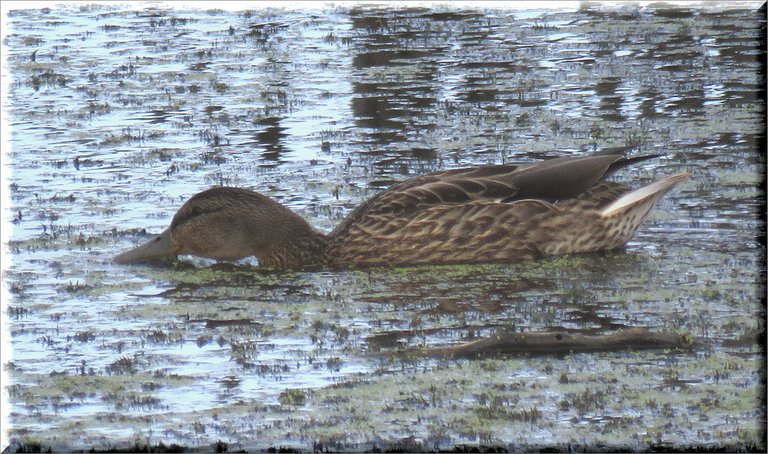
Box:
xmin=325 ymin=170 xmax=687 ymax=268
xmin=329 ymin=154 xmax=655 ymax=240
xmin=328 ymin=199 xmax=558 ymax=267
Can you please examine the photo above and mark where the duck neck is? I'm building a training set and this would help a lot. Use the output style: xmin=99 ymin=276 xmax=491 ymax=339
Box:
xmin=257 ymin=221 xmax=329 ymax=269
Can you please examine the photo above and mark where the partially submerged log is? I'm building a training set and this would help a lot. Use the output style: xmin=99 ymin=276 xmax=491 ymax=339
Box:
xmin=401 ymin=328 xmax=693 ymax=359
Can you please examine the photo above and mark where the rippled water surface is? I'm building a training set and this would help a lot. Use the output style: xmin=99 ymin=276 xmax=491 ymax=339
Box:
xmin=1 ymin=3 xmax=765 ymax=451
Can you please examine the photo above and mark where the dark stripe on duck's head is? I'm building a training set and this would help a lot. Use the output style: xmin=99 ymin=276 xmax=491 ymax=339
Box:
xmin=171 ymin=205 xmax=207 ymax=228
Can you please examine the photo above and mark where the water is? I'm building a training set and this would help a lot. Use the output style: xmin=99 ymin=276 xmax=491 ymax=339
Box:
xmin=1 ymin=2 xmax=765 ymax=451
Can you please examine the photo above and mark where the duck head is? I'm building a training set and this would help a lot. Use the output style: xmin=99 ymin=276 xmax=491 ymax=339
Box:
xmin=114 ymin=187 xmax=327 ymax=267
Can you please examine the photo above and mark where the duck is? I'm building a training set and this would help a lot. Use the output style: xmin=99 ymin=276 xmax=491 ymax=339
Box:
xmin=114 ymin=153 xmax=689 ymax=269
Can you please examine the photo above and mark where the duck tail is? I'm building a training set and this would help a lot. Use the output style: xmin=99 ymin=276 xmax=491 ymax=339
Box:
xmin=600 ymin=172 xmax=689 ymax=218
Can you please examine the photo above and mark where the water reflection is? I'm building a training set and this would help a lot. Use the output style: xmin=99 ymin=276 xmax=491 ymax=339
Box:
xmin=253 ymin=116 xmax=288 ymax=161
xmin=349 ymin=8 xmax=441 ymax=150
xmin=595 ymin=76 xmax=625 ymax=122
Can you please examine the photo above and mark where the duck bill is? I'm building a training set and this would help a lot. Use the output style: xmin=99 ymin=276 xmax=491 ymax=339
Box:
xmin=114 ymin=228 xmax=176 ymax=264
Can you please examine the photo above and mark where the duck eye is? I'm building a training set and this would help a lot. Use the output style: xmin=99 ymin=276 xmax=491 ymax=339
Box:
xmin=172 ymin=205 xmax=208 ymax=229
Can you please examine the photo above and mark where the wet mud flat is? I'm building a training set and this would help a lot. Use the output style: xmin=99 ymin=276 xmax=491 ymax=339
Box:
xmin=1 ymin=2 xmax=765 ymax=452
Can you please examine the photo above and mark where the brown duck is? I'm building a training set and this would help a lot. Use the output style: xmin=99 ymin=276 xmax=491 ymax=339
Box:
xmin=114 ymin=154 xmax=688 ymax=269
